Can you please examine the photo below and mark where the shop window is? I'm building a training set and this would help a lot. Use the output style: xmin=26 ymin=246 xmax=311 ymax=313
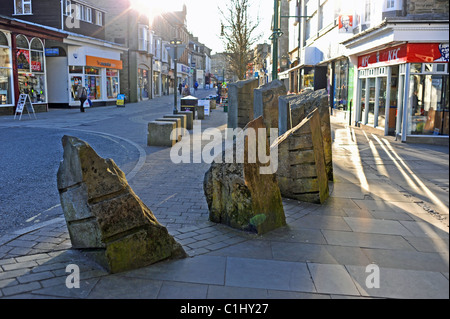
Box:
xmin=410 ymin=63 xmax=422 ymax=73
xmin=106 ymin=69 xmax=119 ymax=99
xmin=408 ymin=72 xmax=449 ymax=136
xmin=69 ymin=66 xmax=83 ymax=102
xmin=69 ymin=65 xmax=83 ymax=74
xmin=15 ymin=0 xmax=32 ymax=15
xmin=15 ymin=34 xmax=46 ymax=103
xmin=0 ymin=32 xmax=8 ymax=47
xmin=85 ymin=67 xmax=101 ymax=100
xmin=16 ymin=34 xmax=28 ymax=49
xmin=0 ymin=31 xmax=12 ymax=105
xmin=30 ymin=38 xmax=44 ymax=73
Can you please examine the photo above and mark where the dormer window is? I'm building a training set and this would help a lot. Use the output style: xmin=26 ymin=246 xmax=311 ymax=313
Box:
xmin=14 ymin=0 xmax=32 ymax=15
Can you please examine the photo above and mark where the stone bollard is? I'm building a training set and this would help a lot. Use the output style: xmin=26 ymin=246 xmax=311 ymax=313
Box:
xmin=155 ymin=117 xmax=182 ymax=141
xmin=290 ymin=89 xmax=333 ymax=181
xmin=253 ymin=79 xmax=287 ymax=138
xmin=148 ymin=121 xmax=177 ymax=147
xmin=197 ymin=105 xmax=205 ymax=120
xmin=57 ymin=136 xmax=186 ymax=273
xmin=164 ymin=114 xmax=187 ymax=135
xmin=273 ymin=108 xmax=329 ymax=204
xmin=178 ymin=111 xmax=193 ymax=130
xmin=204 ymin=116 xmax=286 ymax=234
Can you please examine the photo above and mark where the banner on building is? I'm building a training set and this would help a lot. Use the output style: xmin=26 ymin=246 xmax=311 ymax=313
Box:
xmin=338 ymin=15 xmax=353 ymax=33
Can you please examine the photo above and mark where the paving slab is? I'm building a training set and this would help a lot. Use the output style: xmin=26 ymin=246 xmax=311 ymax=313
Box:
xmin=308 ymin=263 xmax=360 ymax=296
xmin=321 ymin=229 xmax=415 ymax=250
xmin=225 ymin=257 xmax=316 ymax=293
xmin=122 ymin=255 xmax=226 ymax=286
xmin=343 ymin=217 xmax=415 ymax=236
xmin=346 ymin=265 xmax=449 ymax=299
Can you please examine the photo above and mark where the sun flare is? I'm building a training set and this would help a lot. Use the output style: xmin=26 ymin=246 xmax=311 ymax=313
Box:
xmin=129 ymin=0 xmax=185 ymax=22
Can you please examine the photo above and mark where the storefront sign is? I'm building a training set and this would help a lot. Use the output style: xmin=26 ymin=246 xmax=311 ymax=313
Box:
xmin=407 ymin=43 xmax=449 ymax=63
xmin=86 ymin=56 xmax=123 ymax=70
xmin=45 ymin=48 xmax=60 ymax=57
xmin=358 ymin=43 xmax=449 ymax=68
xmin=116 ymin=94 xmax=125 ymax=106
xmin=358 ymin=44 xmax=408 ymax=68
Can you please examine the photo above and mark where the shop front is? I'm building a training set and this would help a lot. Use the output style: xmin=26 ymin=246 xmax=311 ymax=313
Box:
xmin=0 ymin=18 xmax=65 ymax=115
xmin=355 ymin=43 xmax=449 ymax=143
xmin=138 ymin=67 xmax=150 ymax=100
xmin=153 ymin=60 xmax=161 ymax=97
xmin=63 ymin=41 xmax=124 ymax=108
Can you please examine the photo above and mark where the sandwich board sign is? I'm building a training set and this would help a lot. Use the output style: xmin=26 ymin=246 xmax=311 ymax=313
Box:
xmin=198 ymin=99 xmax=210 ymax=116
xmin=14 ymin=94 xmax=37 ymax=120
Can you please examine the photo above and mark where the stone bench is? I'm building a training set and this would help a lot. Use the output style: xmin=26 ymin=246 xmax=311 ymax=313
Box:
xmin=147 ymin=121 xmax=177 ymax=147
xmin=154 ymin=117 xmax=182 ymax=141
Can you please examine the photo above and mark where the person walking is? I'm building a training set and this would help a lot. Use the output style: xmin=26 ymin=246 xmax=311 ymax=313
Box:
xmin=178 ymin=83 xmax=183 ymax=95
xmin=76 ymin=85 xmax=88 ymax=112
xmin=182 ymin=84 xmax=190 ymax=97
xmin=194 ymin=81 xmax=198 ymax=94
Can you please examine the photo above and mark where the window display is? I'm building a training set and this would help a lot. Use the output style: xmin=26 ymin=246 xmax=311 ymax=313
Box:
xmin=408 ymin=69 xmax=449 ymax=136
xmin=18 ymin=73 xmax=46 ymax=103
xmin=16 ymin=35 xmax=46 ymax=103
xmin=85 ymin=67 xmax=101 ymax=100
xmin=106 ymin=68 xmax=119 ymax=99
xmin=0 ymin=32 xmax=12 ymax=105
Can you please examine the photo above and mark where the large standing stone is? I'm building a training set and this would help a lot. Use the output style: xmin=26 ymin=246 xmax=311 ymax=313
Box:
xmin=290 ymin=89 xmax=333 ymax=181
xmin=204 ymin=117 xmax=286 ymax=234
xmin=227 ymin=78 xmax=259 ymax=132
xmin=278 ymin=94 xmax=301 ymax=135
xmin=57 ymin=136 xmax=186 ymax=273
xmin=254 ymin=79 xmax=287 ymax=138
xmin=273 ymin=108 xmax=329 ymax=204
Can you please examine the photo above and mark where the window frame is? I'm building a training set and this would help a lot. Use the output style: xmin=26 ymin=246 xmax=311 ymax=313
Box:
xmin=14 ymin=0 xmax=33 ymax=15
xmin=96 ymin=11 xmax=103 ymax=26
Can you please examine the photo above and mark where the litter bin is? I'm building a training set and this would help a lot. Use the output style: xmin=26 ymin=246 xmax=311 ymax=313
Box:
xmin=181 ymin=95 xmax=198 ymax=119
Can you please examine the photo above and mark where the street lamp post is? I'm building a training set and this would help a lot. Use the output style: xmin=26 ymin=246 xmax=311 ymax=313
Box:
xmin=271 ymin=0 xmax=281 ymax=81
xmin=170 ymin=39 xmax=183 ymax=114
xmin=271 ymin=0 xmax=311 ymax=82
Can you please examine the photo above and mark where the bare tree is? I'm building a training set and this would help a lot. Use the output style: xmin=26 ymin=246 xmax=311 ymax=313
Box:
xmin=219 ymin=0 xmax=261 ymax=80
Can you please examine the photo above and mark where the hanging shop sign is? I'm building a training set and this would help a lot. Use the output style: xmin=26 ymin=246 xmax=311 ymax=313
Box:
xmin=338 ymin=15 xmax=353 ymax=34
xmin=358 ymin=43 xmax=449 ymax=68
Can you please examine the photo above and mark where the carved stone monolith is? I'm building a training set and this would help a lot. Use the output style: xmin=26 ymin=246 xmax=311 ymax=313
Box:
xmin=57 ymin=135 xmax=186 ymax=273
xmin=204 ymin=117 xmax=286 ymax=234
xmin=290 ymin=89 xmax=333 ymax=181
xmin=273 ymin=108 xmax=329 ymax=204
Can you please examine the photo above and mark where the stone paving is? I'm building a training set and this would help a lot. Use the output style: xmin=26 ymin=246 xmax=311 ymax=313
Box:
xmin=0 ymin=91 xmax=448 ymax=300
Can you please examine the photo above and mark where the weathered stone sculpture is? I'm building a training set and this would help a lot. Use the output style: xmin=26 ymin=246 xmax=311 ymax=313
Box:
xmin=57 ymin=135 xmax=186 ymax=273
xmin=253 ymin=79 xmax=287 ymax=138
xmin=278 ymin=94 xmax=301 ymax=135
xmin=273 ymin=108 xmax=329 ymax=204
xmin=227 ymin=78 xmax=259 ymax=132
xmin=290 ymin=89 xmax=333 ymax=181
xmin=204 ymin=117 xmax=286 ymax=234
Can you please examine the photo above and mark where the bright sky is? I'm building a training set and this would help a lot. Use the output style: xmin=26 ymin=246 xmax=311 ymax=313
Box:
xmin=185 ymin=0 xmax=274 ymax=54
xmin=131 ymin=0 xmax=275 ymax=54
